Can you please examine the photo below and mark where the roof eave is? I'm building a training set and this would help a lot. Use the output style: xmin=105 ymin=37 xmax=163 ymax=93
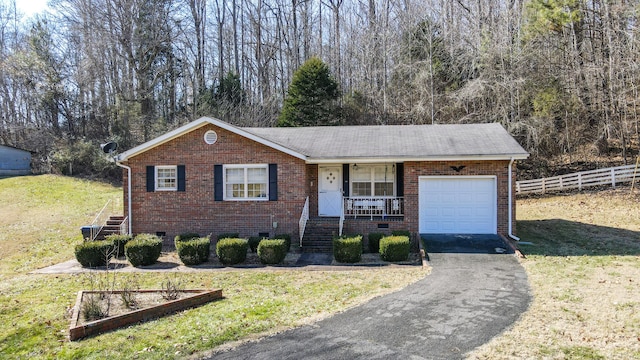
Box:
xmin=115 ymin=117 xmax=307 ymax=162
xmin=306 ymin=154 xmax=530 ymax=164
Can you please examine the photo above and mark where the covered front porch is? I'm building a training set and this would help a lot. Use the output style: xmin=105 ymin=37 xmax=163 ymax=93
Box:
xmin=315 ymin=162 xmax=404 ymax=219
xmin=343 ymin=196 xmax=404 ymax=219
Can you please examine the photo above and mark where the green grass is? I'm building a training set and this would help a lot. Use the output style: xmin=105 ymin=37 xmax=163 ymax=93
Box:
xmin=0 ymin=175 xmax=121 ymax=275
xmin=0 ymin=175 xmax=426 ymax=359
xmin=470 ymin=189 xmax=640 ymax=360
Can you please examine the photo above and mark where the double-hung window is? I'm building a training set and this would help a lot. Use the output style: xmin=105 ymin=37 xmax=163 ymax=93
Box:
xmin=155 ymin=166 xmax=177 ymax=191
xmin=351 ymin=164 xmax=395 ymax=197
xmin=224 ymin=164 xmax=268 ymax=200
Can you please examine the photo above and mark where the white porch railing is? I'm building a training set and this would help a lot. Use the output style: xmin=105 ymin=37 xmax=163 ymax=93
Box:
xmin=343 ymin=197 xmax=404 ymax=219
xmin=339 ymin=196 xmax=345 ymax=236
xmin=119 ymin=216 xmax=128 ymax=235
xmin=298 ymin=196 xmax=309 ymax=247
xmin=516 ymin=164 xmax=637 ymax=195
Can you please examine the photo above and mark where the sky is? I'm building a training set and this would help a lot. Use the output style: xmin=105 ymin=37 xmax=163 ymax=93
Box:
xmin=15 ymin=0 xmax=50 ymax=18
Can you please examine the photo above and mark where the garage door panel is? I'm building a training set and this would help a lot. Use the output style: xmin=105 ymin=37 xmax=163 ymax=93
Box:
xmin=456 ymin=207 xmax=474 ymax=217
xmin=419 ymin=177 xmax=496 ymax=234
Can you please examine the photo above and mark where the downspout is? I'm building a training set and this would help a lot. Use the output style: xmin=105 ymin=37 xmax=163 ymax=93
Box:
xmin=115 ymin=159 xmax=132 ymax=235
xmin=508 ymin=157 xmax=520 ymax=241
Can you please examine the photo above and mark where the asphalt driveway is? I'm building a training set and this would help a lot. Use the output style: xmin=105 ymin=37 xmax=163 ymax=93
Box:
xmin=204 ymin=238 xmax=531 ymax=360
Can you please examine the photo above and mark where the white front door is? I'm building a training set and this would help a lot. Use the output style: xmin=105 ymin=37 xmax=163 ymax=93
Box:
xmin=319 ymin=166 xmax=342 ymax=216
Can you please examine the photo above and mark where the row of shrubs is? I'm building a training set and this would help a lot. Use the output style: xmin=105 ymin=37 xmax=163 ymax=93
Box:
xmin=366 ymin=230 xmax=411 ymax=253
xmin=334 ymin=231 xmax=411 ymax=263
xmin=74 ymin=233 xmax=162 ymax=268
xmin=75 ymin=230 xmax=411 ymax=268
xmin=75 ymin=232 xmax=293 ymax=268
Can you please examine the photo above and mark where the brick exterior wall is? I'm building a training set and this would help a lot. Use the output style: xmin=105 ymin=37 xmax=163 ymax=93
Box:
xmin=403 ymin=160 xmax=514 ymax=235
xmin=122 ymin=124 xmax=517 ymax=245
xmin=123 ymin=124 xmax=308 ymax=245
xmin=310 ymin=160 xmax=516 ymax=237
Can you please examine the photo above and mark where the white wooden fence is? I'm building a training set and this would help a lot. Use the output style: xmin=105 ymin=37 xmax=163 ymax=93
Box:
xmin=516 ymin=164 xmax=637 ymax=195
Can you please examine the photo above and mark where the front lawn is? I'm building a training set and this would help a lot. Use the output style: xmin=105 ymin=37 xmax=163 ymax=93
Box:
xmin=470 ymin=189 xmax=640 ymax=360
xmin=0 ymin=175 xmax=426 ymax=359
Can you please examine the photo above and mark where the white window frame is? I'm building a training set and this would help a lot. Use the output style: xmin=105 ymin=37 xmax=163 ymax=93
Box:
xmin=223 ymin=164 xmax=269 ymax=201
xmin=155 ymin=165 xmax=178 ymax=191
xmin=350 ymin=164 xmax=395 ymax=198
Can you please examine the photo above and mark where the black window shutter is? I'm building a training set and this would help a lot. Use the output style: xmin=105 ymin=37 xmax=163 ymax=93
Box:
xmin=269 ymin=164 xmax=278 ymax=201
xmin=214 ymin=165 xmax=223 ymax=201
xmin=396 ymin=163 xmax=404 ymax=197
xmin=342 ymin=164 xmax=350 ymax=197
xmin=146 ymin=166 xmax=155 ymax=192
xmin=177 ymin=165 xmax=186 ymax=192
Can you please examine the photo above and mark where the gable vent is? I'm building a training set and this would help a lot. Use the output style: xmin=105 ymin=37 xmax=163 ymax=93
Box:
xmin=204 ymin=130 xmax=218 ymax=145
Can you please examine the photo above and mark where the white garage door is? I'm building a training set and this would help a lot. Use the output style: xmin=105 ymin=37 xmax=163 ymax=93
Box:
xmin=419 ymin=177 xmax=497 ymax=234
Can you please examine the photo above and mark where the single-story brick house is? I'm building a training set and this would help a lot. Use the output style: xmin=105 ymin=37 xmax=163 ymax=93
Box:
xmin=114 ymin=116 xmax=528 ymax=248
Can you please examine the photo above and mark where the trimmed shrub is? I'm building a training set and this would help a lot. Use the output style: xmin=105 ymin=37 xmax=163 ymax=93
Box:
xmin=272 ymin=233 xmax=292 ymax=252
xmin=105 ymin=234 xmax=132 ymax=257
xmin=333 ymin=235 xmax=363 ymax=263
xmin=379 ymin=235 xmax=410 ymax=262
xmin=257 ymin=239 xmax=288 ymax=265
xmin=367 ymin=233 xmax=385 ymax=253
xmin=176 ymin=237 xmax=211 ymax=265
xmin=248 ymin=236 xmax=265 ymax=253
xmin=174 ymin=232 xmax=200 ymax=245
xmin=125 ymin=234 xmax=163 ymax=267
xmin=217 ymin=233 xmax=239 ymax=240
xmin=75 ymin=240 xmax=115 ymax=267
xmin=391 ymin=230 xmax=411 ymax=238
xmin=216 ymin=238 xmax=248 ymax=265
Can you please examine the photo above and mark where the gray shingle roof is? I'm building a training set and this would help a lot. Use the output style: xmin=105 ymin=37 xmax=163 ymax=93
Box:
xmin=243 ymin=123 xmax=528 ymax=161
xmin=116 ymin=117 xmax=529 ymax=162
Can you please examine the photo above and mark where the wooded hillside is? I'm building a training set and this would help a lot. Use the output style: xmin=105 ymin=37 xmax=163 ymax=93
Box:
xmin=0 ymin=0 xmax=638 ymax=178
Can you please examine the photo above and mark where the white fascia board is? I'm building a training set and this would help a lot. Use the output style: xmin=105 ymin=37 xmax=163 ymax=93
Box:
xmin=214 ymin=120 xmax=308 ymax=161
xmin=306 ymin=154 xmax=529 ymax=164
xmin=116 ymin=117 xmax=211 ymax=161
xmin=116 ymin=117 xmax=307 ymax=162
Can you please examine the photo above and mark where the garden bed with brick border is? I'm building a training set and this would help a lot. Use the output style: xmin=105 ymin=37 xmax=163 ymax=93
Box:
xmin=69 ymin=289 xmax=223 ymax=341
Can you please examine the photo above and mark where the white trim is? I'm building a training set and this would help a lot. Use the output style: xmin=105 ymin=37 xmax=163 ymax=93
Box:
xmin=116 ymin=117 xmax=307 ymax=162
xmin=318 ymin=165 xmax=343 ymax=217
xmin=418 ymin=175 xmax=498 ymax=234
xmin=155 ymin=165 xmax=178 ymax=191
xmin=418 ymin=175 xmax=498 ymax=180
xmin=204 ymin=130 xmax=218 ymax=144
xmin=114 ymin=116 xmax=527 ymax=164
xmin=349 ymin=163 xmax=396 ymax=198
xmin=115 ymin=161 xmax=132 ymax=235
xmin=223 ymin=164 xmax=269 ymax=201
xmin=508 ymin=158 xmax=520 ymax=241
xmin=308 ymin=155 xmax=528 ymax=164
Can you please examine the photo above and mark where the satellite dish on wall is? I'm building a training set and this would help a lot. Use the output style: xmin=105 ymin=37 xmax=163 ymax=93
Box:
xmin=100 ymin=142 xmax=118 ymax=154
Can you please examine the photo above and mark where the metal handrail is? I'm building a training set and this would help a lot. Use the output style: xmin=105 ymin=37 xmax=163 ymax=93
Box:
xmin=89 ymin=199 xmax=112 ymax=240
xmin=298 ymin=197 xmax=309 ymax=247
xmin=119 ymin=216 xmax=128 ymax=235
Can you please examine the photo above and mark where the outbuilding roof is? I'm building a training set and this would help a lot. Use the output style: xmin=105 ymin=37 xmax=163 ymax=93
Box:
xmin=115 ymin=117 xmax=529 ymax=163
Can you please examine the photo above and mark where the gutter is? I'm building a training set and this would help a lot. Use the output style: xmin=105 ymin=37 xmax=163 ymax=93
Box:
xmin=508 ymin=157 xmax=520 ymax=241
xmin=114 ymin=159 xmax=132 ymax=235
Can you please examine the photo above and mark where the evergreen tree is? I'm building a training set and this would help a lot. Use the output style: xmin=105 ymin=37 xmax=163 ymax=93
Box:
xmin=277 ymin=57 xmax=340 ymax=127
